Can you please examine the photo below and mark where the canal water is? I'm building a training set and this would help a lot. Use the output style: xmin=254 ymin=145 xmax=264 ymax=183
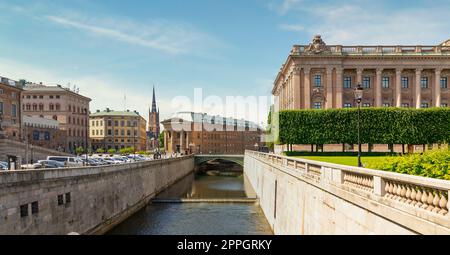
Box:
xmin=107 ymin=172 xmax=273 ymax=235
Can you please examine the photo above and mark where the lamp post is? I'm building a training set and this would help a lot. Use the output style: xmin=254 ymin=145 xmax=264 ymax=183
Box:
xmin=354 ymin=83 xmax=364 ymax=168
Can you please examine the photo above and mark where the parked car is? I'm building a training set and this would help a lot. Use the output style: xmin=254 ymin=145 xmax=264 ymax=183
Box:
xmin=46 ymin=156 xmax=84 ymax=167
xmin=0 ymin=161 xmax=8 ymax=170
xmin=103 ymin=157 xmax=123 ymax=164
xmin=93 ymin=157 xmax=111 ymax=165
xmin=33 ymin=160 xmax=65 ymax=169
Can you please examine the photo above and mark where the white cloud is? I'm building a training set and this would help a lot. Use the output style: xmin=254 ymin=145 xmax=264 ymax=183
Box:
xmin=276 ymin=2 xmax=450 ymax=45
xmin=279 ymin=23 xmax=305 ymax=32
xmin=46 ymin=15 xmax=219 ymax=55
xmin=270 ymin=0 xmax=304 ymax=15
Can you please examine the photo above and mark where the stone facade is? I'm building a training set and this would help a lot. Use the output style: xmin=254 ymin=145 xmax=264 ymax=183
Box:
xmin=22 ymin=115 xmax=67 ymax=153
xmin=162 ymin=112 xmax=263 ymax=155
xmin=0 ymin=77 xmax=23 ymax=141
xmin=245 ymin=151 xmax=450 ymax=235
xmin=89 ymin=109 xmax=147 ymax=152
xmin=0 ymin=155 xmax=194 ymax=234
xmin=22 ymin=83 xmax=91 ymax=153
xmin=273 ymin=35 xmax=450 ymax=110
xmin=0 ymin=138 xmax=71 ymax=163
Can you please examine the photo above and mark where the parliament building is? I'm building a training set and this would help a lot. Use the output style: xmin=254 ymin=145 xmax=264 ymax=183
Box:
xmin=273 ymin=35 xmax=450 ymax=110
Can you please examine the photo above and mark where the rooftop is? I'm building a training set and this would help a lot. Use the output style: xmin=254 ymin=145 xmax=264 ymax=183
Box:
xmin=90 ymin=109 xmax=142 ymax=118
xmin=23 ymin=115 xmax=59 ymax=129
xmin=163 ymin=111 xmax=262 ymax=129
xmin=23 ymin=83 xmax=91 ymax=101
xmin=290 ymin=35 xmax=450 ymax=56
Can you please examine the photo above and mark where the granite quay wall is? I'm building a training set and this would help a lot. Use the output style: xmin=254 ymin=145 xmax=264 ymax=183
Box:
xmin=0 ymin=155 xmax=194 ymax=234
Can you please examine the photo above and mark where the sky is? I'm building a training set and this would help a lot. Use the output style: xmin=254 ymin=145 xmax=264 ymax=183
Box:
xmin=0 ymin=0 xmax=449 ymax=126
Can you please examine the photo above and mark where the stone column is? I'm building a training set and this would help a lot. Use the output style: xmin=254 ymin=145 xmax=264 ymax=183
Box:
xmin=180 ymin=131 xmax=184 ymax=152
xmin=170 ymin=131 xmax=174 ymax=153
xmin=304 ymin=67 xmax=311 ymax=109
xmin=326 ymin=68 xmax=333 ymax=109
xmin=164 ymin=131 xmax=168 ymax=151
xmin=415 ymin=68 xmax=422 ymax=109
xmin=435 ymin=68 xmax=442 ymax=107
xmin=395 ymin=69 xmax=402 ymax=107
xmin=356 ymin=68 xmax=363 ymax=85
xmin=293 ymin=66 xmax=302 ymax=109
xmin=186 ymin=132 xmax=190 ymax=152
xmin=375 ymin=68 xmax=383 ymax=107
xmin=335 ymin=68 xmax=343 ymax=108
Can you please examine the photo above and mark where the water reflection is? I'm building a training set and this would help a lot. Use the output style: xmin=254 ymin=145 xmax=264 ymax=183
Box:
xmin=107 ymin=172 xmax=271 ymax=235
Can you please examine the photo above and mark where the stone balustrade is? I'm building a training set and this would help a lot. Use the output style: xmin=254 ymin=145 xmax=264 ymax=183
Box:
xmin=291 ymin=44 xmax=450 ymax=55
xmin=246 ymin=151 xmax=450 ymax=230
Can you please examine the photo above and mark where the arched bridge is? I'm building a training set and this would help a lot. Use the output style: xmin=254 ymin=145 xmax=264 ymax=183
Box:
xmin=194 ymin=154 xmax=244 ymax=166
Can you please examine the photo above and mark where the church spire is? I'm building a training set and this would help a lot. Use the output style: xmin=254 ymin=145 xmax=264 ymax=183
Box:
xmin=151 ymin=85 xmax=157 ymax=113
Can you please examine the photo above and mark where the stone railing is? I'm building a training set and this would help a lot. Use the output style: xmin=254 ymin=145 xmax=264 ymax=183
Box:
xmin=291 ymin=44 xmax=450 ymax=56
xmin=246 ymin=151 xmax=450 ymax=227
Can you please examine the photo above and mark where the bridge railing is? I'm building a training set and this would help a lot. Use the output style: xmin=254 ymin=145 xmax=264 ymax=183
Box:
xmin=246 ymin=150 xmax=450 ymax=227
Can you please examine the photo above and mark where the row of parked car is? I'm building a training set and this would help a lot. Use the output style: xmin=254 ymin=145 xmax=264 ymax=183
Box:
xmin=21 ymin=154 xmax=155 ymax=170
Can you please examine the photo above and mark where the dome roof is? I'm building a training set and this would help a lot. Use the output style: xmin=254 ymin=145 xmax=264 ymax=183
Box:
xmin=441 ymin=39 xmax=450 ymax=46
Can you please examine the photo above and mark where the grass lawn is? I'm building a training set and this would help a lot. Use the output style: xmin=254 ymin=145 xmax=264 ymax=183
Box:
xmin=284 ymin=152 xmax=395 ymax=167
xmin=293 ymin=155 xmax=391 ymax=167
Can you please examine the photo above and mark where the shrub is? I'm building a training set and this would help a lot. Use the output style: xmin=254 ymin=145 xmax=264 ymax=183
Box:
xmin=96 ymin=148 xmax=105 ymax=153
xmin=367 ymin=148 xmax=450 ymax=180
xmin=107 ymin=148 xmax=116 ymax=155
xmin=278 ymin=108 xmax=450 ymax=146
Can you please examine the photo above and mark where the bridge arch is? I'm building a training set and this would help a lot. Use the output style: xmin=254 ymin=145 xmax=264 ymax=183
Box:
xmin=194 ymin=155 xmax=244 ymax=167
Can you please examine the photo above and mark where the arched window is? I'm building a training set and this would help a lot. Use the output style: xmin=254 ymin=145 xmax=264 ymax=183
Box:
xmin=32 ymin=104 xmax=37 ymax=111
xmin=39 ymin=104 xmax=44 ymax=111
xmin=49 ymin=103 xmax=54 ymax=110
xmin=26 ymin=104 xmax=31 ymax=111
xmin=55 ymin=103 xmax=60 ymax=111
xmin=53 ymin=115 xmax=58 ymax=120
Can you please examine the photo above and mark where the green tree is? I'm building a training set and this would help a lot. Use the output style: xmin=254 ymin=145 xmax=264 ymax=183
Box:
xmin=75 ymin=146 xmax=84 ymax=155
xmin=107 ymin=148 xmax=116 ymax=155
xmin=96 ymin=148 xmax=105 ymax=153
xmin=158 ymin=132 xmax=165 ymax=148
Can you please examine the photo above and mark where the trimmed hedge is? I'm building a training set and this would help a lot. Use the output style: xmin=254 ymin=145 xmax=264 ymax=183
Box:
xmin=367 ymin=148 xmax=450 ymax=180
xmin=278 ymin=108 xmax=450 ymax=145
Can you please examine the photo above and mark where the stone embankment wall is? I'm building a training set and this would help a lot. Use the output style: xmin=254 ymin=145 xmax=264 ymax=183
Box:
xmin=0 ymin=138 xmax=71 ymax=163
xmin=245 ymin=151 xmax=450 ymax=235
xmin=0 ymin=155 xmax=194 ymax=234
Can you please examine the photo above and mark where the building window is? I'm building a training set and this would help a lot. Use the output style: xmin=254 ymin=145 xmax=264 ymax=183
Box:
xmin=31 ymin=201 xmax=39 ymax=215
xmin=362 ymin=103 xmax=370 ymax=107
xmin=55 ymin=104 xmax=60 ymax=111
xmin=20 ymin=204 xmax=28 ymax=218
xmin=344 ymin=77 xmax=352 ymax=88
xmin=39 ymin=104 xmax=44 ymax=111
xmin=49 ymin=95 xmax=54 ymax=99
xmin=421 ymin=77 xmax=429 ymax=89
xmin=57 ymin=194 xmax=64 ymax=205
xmin=441 ymin=77 xmax=448 ymax=89
xmin=441 ymin=103 xmax=448 ymax=107
xmin=344 ymin=103 xmax=352 ymax=108
xmin=49 ymin=104 xmax=54 ymax=110
xmin=26 ymin=104 xmax=31 ymax=111
xmin=362 ymin=77 xmax=371 ymax=89
xmin=382 ymin=77 xmax=390 ymax=88
xmin=313 ymin=102 xmax=322 ymax=109
xmin=401 ymin=77 xmax=409 ymax=89
xmin=11 ymin=104 xmax=17 ymax=117
xmin=108 ymin=120 xmax=112 ymax=126
xmin=107 ymin=129 xmax=112 ymax=136
xmin=0 ymin=89 xmax=3 ymax=94
xmin=314 ymin=75 xmax=322 ymax=87
xmin=32 ymin=104 xmax=37 ymax=111
xmin=39 ymin=95 xmax=43 ymax=99
xmin=56 ymin=95 xmax=60 ymax=99
xmin=401 ymin=103 xmax=410 ymax=108
xmin=65 ymin=193 xmax=71 ymax=204
xmin=0 ymin=102 xmax=3 ymax=114
xmin=421 ymin=102 xmax=429 ymax=108
xmin=383 ymin=103 xmax=390 ymax=107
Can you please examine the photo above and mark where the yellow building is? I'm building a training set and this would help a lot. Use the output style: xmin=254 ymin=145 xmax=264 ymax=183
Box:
xmin=89 ymin=109 xmax=147 ymax=152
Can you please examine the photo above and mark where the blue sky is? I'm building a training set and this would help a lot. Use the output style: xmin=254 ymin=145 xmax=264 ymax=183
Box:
xmin=0 ymin=0 xmax=449 ymax=124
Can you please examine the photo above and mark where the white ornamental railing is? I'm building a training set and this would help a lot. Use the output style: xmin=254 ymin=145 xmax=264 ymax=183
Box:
xmin=246 ymin=150 xmax=450 ymax=223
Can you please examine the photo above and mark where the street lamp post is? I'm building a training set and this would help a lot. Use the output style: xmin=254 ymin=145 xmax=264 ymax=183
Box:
xmin=354 ymin=83 xmax=364 ymax=168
